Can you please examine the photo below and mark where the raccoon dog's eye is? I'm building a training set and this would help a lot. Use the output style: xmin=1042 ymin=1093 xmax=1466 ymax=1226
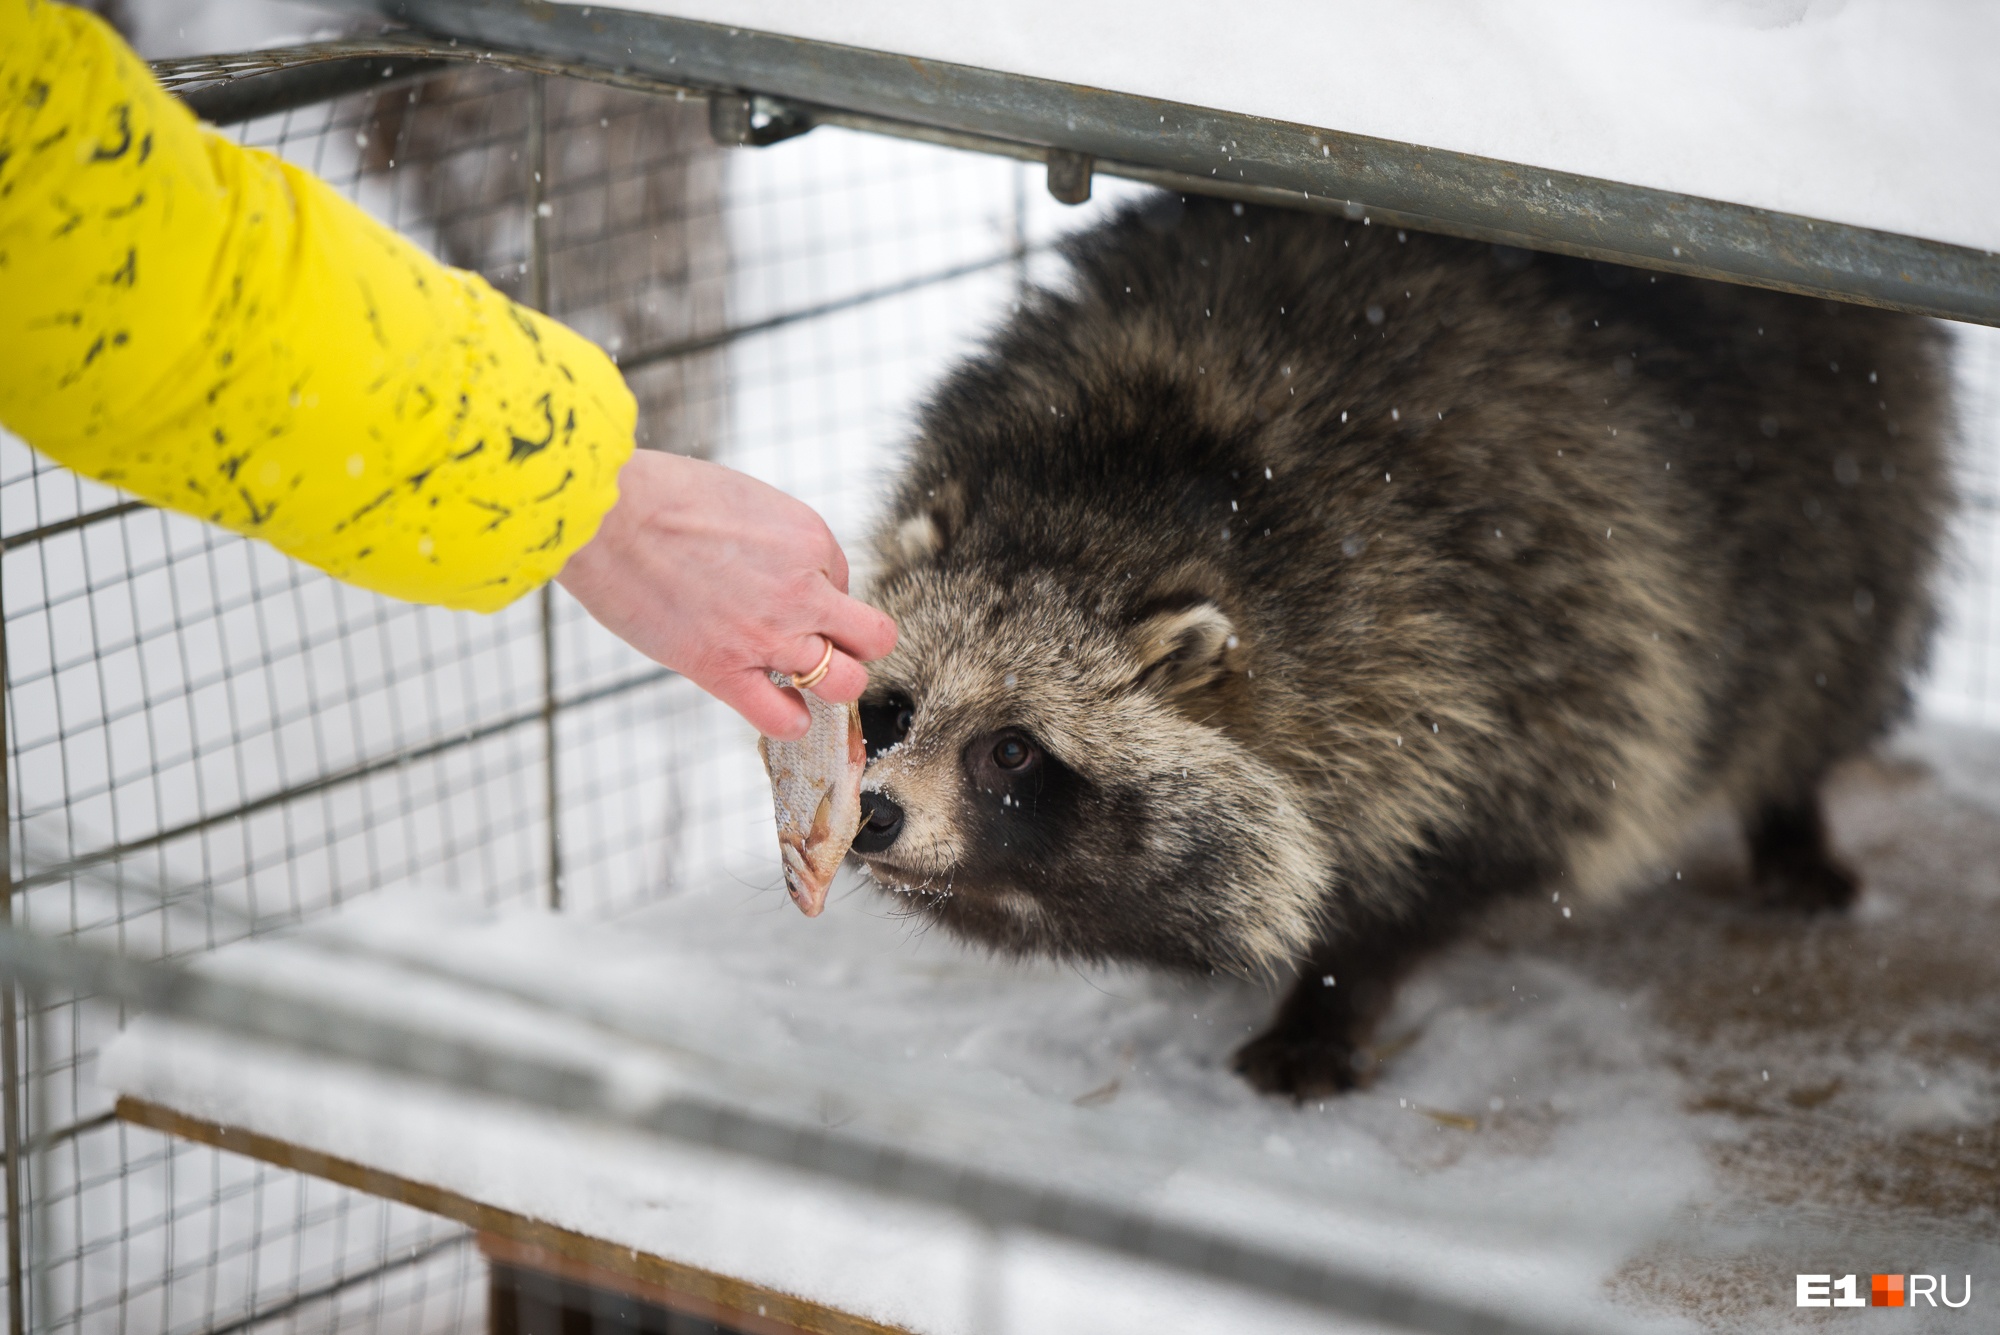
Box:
xmin=992 ymin=734 xmax=1037 ymax=771
xmin=861 ymin=693 xmax=916 ymax=760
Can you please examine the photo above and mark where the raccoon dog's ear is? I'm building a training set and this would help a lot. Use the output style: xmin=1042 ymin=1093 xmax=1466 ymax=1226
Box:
xmin=1129 ymin=601 xmax=1239 ymax=698
xmin=887 ymin=478 xmax=966 ymax=567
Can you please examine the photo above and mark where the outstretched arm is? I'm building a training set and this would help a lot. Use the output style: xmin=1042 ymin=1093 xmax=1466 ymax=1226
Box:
xmin=0 ymin=0 xmax=893 ymax=738
xmin=0 ymin=0 xmax=632 ymax=612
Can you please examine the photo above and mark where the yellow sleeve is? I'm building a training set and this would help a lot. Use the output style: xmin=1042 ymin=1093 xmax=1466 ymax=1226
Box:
xmin=0 ymin=0 xmax=636 ymax=612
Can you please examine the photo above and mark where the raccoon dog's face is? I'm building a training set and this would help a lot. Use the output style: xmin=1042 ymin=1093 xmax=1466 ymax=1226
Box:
xmin=853 ymin=541 xmax=1330 ymax=975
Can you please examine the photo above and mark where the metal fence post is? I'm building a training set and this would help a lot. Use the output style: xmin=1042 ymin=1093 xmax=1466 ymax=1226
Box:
xmin=1010 ymin=159 xmax=1028 ymax=295
xmin=526 ymin=73 xmax=564 ymax=914
xmin=1 ymin=555 xmax=24 ymax=1335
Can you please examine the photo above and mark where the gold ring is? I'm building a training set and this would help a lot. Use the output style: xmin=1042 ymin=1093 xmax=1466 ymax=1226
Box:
xmin=790 ymin=640 xmax=835 ymax=692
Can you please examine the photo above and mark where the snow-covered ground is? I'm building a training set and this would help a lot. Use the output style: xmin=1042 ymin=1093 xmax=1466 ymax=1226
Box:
xmin=98 ymin=716 xmax=2000 ymax=1334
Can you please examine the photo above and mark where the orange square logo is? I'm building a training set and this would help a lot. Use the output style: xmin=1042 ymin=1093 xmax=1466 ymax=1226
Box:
xmin=1872 ymin=1274 xmax=1905 ymax=1307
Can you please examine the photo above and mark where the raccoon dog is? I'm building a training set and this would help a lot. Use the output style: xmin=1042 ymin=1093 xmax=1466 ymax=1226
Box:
xmin=850 ymin=194 xmax=1952 ymax=1098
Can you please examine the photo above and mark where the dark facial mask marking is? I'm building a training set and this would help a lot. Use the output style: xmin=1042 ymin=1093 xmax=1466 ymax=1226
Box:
xmin=861 ymin=693 xmax=916 ymax=760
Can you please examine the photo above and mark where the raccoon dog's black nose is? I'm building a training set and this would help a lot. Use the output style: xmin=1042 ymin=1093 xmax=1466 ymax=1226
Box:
xmin=850 ymin=794 xmax=904 ymax=853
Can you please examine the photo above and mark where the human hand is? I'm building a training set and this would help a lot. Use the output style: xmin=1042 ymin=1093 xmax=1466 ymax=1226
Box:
xmin=557 ymin=450 xmax=897 ymax=740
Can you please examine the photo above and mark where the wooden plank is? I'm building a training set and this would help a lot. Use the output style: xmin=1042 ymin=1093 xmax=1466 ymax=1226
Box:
xmin=483 ymin=1232 xmax=832 ymax=1335
xmin=115 ymin=1096 xmax=915 ymax=1335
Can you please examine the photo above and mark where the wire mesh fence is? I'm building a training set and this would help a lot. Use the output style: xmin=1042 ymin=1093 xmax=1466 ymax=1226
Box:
xmin=0 ymin=50 xmax=1145 ymax=1335
xmin=4 ymin=35 xmax=2000 ymax=1335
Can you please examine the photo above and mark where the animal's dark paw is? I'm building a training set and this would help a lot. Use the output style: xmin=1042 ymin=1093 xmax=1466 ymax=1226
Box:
xmin=1231 ymin=1029 xmax=1367 ymax=1100
xmin=1751 ymin=855 xmax=1858 ymax=913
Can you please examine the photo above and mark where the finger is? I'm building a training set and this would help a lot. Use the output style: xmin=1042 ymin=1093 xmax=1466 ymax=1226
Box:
xmin=817 ymin=522 xmax=851 ymax=595
xmin=717 ymin=669 xmax=811 ymax=740
xmin=778 ymin=633 xmax=837 ymax=687
xmin=804 ymin=649 xmax=868 ymax=705
xmin=818 ymin=591 xmax=898 ymax=663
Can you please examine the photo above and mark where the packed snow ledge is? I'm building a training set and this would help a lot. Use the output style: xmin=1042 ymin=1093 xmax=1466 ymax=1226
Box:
xmin=100 ymin=719 xmax=2000 ymax=1335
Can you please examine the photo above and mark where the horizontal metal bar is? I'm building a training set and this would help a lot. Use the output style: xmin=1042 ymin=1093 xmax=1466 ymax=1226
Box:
xmin=1 ymin=501 xmax=152 ymax=554
xmin=319 ymin=0 xmax=1999 ymax=327
xmin=618 ymin=246 xmax=1033 ymax=373
xmin=23 ymin=1109 xmax=118 ymax=1157
xmin=150 ymin=33 xmax=706 ymax=110
xmin=199 ymin=1233 xmax=470 ymax=1335
xmin=0 ymin=927 xmax=1628 ymax=1335
xmin=6 ymin=472 xmax=1978 ymax=606
xmin=150 ymin=36 xmax=437 ymax=91
xmin=13 ymin=666 xmax=671 ymax=894
xmin=180 ymin=55 xmax=451 ymax=127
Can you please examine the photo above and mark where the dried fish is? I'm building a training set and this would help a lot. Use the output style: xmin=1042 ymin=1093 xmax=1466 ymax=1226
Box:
xmin=758 ymin=685 xmax=866 ymax=916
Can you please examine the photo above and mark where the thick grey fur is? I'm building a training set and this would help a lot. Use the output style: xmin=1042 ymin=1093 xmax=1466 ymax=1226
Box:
xmin=853 ymin=195 xmax=1954 ymax=1098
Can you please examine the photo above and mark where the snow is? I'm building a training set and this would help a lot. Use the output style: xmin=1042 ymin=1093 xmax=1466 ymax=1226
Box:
xmin=590 ymin=0 xmax=2000 ymax=256
xmin=96 ymin=896 xmax=1686 ymax=1335
xmin=1928 ymin=322 xmax=2000 ymax=729
xmin=98 ymin=721 xmax=2000 ymax=1334
xmin=119 ymin=0 xmax=344 ymax=59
